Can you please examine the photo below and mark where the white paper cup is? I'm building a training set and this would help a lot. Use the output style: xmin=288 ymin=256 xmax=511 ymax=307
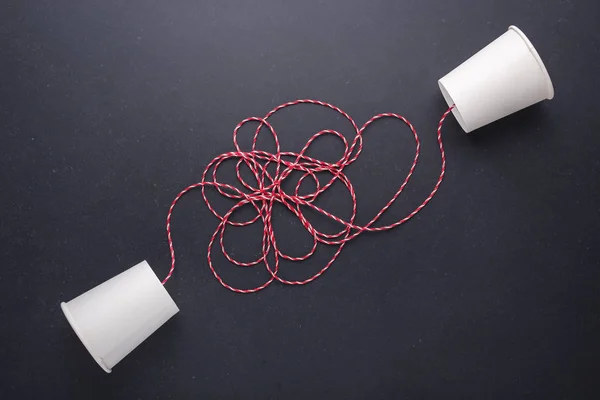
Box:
xmin=438 ymin=25 xmax=554 ymax=133
xmin=61 ymin=261 xmax=179 ymax=373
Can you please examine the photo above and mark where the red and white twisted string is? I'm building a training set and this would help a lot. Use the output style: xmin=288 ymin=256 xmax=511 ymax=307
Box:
xmin=162 ymin=99 xmax=454 ymax=293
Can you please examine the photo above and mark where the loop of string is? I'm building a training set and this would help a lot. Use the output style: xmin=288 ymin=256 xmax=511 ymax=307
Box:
xmin=162 ymin=99 xmax=454 ymax=293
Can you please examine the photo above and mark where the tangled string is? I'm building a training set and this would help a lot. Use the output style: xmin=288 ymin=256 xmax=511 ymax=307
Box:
xmin=163 ymin=99 xmax=454 ymax=293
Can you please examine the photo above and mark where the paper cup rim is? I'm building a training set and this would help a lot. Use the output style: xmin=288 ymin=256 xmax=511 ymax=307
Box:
xmin=508 ymin=25 xmax=554 ymax=100
xmin=61 ymin=302 xmax=112 ymax=373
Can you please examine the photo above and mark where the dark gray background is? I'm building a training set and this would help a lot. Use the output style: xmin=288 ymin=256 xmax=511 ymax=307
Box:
xmin=1 ymin=0 xmax=599 ymax=399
